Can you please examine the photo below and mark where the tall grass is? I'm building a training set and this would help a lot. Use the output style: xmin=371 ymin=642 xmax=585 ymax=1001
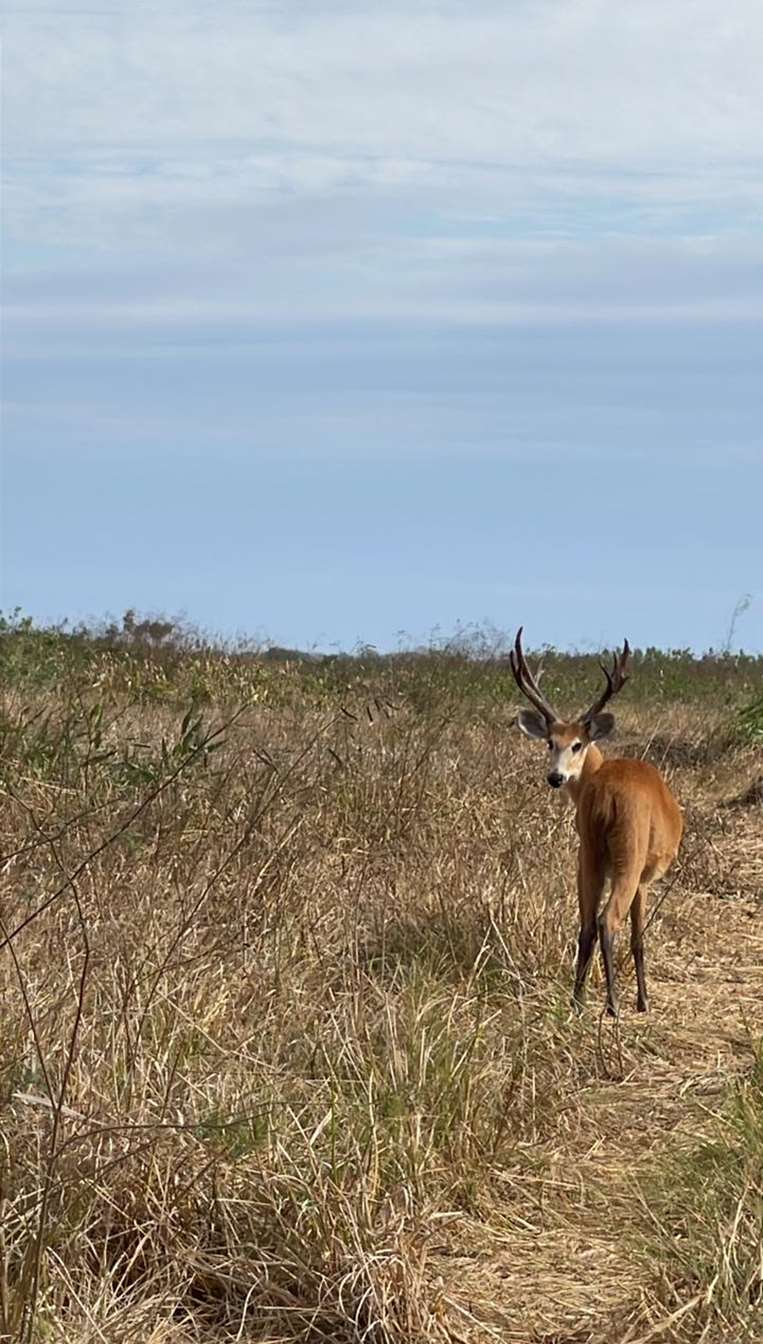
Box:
xmin=2 ymin=607 xmax=763 ymax=712
xmin=0 ymin=613 xmax=761 ymax=1340
xmin=636 ymin=1048 xmax=763 ymax=1341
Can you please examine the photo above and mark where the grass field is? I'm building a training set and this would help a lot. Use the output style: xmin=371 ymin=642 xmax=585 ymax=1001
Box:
xmin=1 ymin=613 xmax=762 ymax=1343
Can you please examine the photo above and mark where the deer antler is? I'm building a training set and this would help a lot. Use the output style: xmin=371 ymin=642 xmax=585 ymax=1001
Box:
xmin=580 ymin=640 xmax=631 ymax=724
xmin=509 ymin=627 xmax=560 ymax=726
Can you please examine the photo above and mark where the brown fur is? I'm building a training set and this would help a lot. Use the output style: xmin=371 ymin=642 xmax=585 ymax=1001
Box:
xmin=510 ymin=629 xmax=683 ymax=1016
xmin=565 ymin=736 xmax=683 ymax=1015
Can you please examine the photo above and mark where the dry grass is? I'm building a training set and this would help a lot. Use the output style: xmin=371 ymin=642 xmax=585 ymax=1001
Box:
xmin=0 ymin=660 xmax=762 ymax=1343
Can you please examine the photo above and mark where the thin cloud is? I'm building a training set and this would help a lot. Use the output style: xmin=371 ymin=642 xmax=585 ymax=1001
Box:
xmin=7 ymin=233 xmax=763 ymax=334
xmin=5 ymin=1 xmax=763 ymax=268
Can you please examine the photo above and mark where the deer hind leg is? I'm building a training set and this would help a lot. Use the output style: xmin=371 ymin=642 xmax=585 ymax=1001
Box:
xmin=631 ymin=847 xmax=678 ymax=1014
xmin=573 ymin=846 xmax=606 ymax=1012
xmin=598 ymin=860 xmax=643 ymax=1019
xmin=630 ymin=885 xmax=648 ymax=1013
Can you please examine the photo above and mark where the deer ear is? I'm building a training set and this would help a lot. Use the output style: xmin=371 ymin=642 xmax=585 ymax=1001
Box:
xmin=587 ymin=712 xmax=615 ymax=741
xmin=517 ymin=709 xmax=548 ymax=740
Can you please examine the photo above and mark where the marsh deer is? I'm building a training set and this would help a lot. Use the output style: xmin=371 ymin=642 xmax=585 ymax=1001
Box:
xmin=510 ymin=628 xmax=683 ymax=1017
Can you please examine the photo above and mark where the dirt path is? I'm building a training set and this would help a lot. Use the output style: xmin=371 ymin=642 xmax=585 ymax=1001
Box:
xmin=436 ymin=817 xmax=763 ymax=1344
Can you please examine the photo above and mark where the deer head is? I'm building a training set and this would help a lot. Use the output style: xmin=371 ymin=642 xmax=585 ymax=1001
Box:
xmin=510 ymin=627 xmax=630 ymax=788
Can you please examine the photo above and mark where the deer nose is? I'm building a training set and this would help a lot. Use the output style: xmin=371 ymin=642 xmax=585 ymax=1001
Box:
xmin=547 ymin=772 xmax=564 ymax=788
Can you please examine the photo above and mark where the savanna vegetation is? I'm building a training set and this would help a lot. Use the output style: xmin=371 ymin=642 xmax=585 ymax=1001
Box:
xmin=0 ymin=609 xmax=762 ymax=1343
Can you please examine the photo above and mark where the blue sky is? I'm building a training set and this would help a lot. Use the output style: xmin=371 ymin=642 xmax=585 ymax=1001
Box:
xmin=3 ymin=0 xmax=762 ymax=652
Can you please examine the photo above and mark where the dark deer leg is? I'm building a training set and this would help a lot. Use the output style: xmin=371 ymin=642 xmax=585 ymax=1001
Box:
xmin=573 ymin=849 xmax=605 ymax=1011
xmin=630 ymin=885 xmax=649 ymax=1013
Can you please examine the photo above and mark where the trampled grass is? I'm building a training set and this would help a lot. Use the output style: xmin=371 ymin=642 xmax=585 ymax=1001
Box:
xmin=0 ymin=615 xmax=762 ymax=1342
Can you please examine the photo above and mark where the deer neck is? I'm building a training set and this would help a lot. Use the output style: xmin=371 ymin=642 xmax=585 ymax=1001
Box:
xmin=564 ymin=743 xmax=604 ymax=807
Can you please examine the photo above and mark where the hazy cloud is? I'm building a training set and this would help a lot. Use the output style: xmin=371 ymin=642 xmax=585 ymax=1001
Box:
xmin=6 ymin=0 xmax=763 ymax=328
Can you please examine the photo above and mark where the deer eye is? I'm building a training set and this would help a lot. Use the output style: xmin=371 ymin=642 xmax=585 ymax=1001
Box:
xmin=547 ymin=741 xmax=554 ymax=750
xmin=571 ymin=742 xmax=583 ymax=753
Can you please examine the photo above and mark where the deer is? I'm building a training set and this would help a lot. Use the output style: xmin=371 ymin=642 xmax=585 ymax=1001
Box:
xmin=510 ymin=628 xmax=683 ymax=1018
